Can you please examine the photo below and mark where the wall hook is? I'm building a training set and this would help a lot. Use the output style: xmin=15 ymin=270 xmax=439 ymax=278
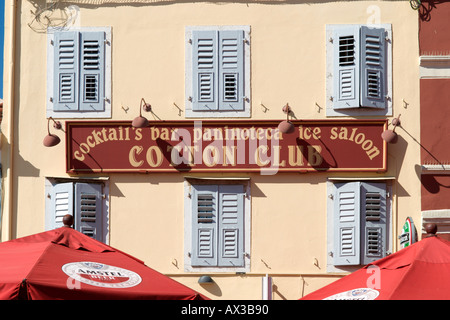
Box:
xmin=315 ymin=102 xmax=323 ymax=113
xmin=260 ymin=103 xmax=269 ymax=113
xmin=402 ymin=99 xmax=409 ymax=109
xmin=314 ymin=258 xmax=321 ymax=269
xmin=173 ymin=103 xmax=183 ymax=116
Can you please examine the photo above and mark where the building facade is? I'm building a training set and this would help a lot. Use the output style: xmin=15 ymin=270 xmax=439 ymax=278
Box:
xmin=418 ymin=1 xmax=450 ymax=240
xmin=1 ymin=0 xmax=422 ymax=299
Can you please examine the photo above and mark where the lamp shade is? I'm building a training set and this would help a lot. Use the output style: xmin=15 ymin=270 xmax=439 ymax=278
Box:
xmin=132 ymin=116 xmax=149 ymax=128
xmin=198 ymin=276 xmax=214 ymax=284
xmin=43 ymin=134 xmax=61 ymax=147
xmin=381 ymin=129 xmax=398 ymax=144
xmin=278 ymin=120 xmax=295 ymax=134
xmin=43 ymin=117 xmax=62 ymax=147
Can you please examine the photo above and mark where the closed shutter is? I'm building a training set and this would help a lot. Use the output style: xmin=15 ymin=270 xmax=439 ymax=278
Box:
xmin=361 ymin=182 xmax=387 ymax=264
xmin=360 ymin=27 xmax=387 ymax=109
xmin=51 ymin=182 xmax=74 ymax=229
xmin=54 ymin=31 xmax=79 ymax=111
xmin=218 ymin=30 xmax=245 ymax=111
xmin=191 ymin=185 xmax=219 ymax=266
xmin=218 ymin=185 xmax=245 ymax=267
xmin=79 ymin=31 xmax=106 ymax=112
xmin=74 ymin=183 xmax=103 ymax=241
xmin=192 ymin=30 xmax=218 ymax=111
xmin=332 ymin=25 xmax=360 ymax=109
xmin=333 ymin=182 xmax=361 ymax=265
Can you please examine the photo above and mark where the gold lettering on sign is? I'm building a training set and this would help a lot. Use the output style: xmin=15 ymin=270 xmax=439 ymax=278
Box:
xmin=70 ymin=122 xmax=385 ymax=173
xmin=146 ymin=146 xmax=163 ymax=167
xmin=330 ymin=127 xmax=380 ymax=160
xmin=129 ymin=146 xmax=144 ymax=167
xmin=307 ymin=145 xmax=323 ymax=167
xmin=288 ymin=145 xmax=304 ymax=166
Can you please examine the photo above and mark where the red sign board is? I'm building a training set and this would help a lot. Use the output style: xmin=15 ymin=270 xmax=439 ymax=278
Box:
xmin=66 ymin=120 xmax=387 ymax=174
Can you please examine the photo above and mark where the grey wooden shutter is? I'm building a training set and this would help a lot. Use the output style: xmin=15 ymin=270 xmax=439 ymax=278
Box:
xmin=218 ymin=30 xmax=245 ymax=111
xmin=192 ymin=184 xmax=219 ymax=266
xmin=192 ymin=30 xmax=218 ymax=111
xmin=218 ymin=185 xmax=245 ymax=267
xmin=333 ymin=182 xmax=361 ymax=265
xmin=79 ymin=31 xmax=106 ymax=111
xmin=74 ymin=183 xmax=103 ymax=241
xmin=54 ymin=31 xmax=79 ymax=111
xmin=51 ymin=182 xmax=74 ymax=229
xmin=361 ymin=182 xmax=387 ymax=264
xmin=360 ymin=27 xmax=387 ymax=109
xmin=332 ymin=25 xmax=360 ymax=109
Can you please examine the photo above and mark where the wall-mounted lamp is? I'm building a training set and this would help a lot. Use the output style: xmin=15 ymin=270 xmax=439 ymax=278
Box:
xmin=198 ymin=275 xmax=214 ymax=285
xmin=381 ymin=114 xmax=401 ymax=144
xmin=43 ymin=117 xmax=62 ymax=147
xmin=132 ymin=98 xmax=152 ymax=128
xmin=278 ymin=103 xmax=295 ymax=134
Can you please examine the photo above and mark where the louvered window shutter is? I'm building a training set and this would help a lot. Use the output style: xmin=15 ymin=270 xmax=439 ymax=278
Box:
xmin=218 ymin=30 xmax=245 ymax=111
xmin=360 ymin=27 xmax=387 ymax=109
xmin=192 ymin=30 xmax=218 ymax=111
xmin=51 ymin=182 xmax=74 ymax=229
xmin=361 ymin=182 xmax=387 ymax=264
xmin=218 ymin=185 xmax=245 ymax=267
xmin=54 ymin=31 xmax=79 ymax=111
xmin=79 ymin=31 xmax=106 ymax=112
xmin=191 ymin=185 xmax=219 ymax=266
xmin=74 ymin=183 xmax=103 ymax=241
xmin=333 ymin=182 xmax=361 ymax=266
xmin=332 ymin=25 xmax=360 ymax=109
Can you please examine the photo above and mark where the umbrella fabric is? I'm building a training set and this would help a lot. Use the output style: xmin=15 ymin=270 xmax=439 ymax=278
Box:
xmin=0 ymin=227 xmax=208 ymax=300
xmin=301 ymin=235 xmax=450 ymax=300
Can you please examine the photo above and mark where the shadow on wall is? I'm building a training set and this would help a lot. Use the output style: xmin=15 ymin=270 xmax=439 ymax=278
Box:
xmin=198 ymin=278 xmax=223 ymax=297
xmin=419 ymin=0 xmax=449 ymax=22
xmin=418 ymin=171 xmax=450 ymax=194
xmin=0 ymin=138 xmax=40 ymax=178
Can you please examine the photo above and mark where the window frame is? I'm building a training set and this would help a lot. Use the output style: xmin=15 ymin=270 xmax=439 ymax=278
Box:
xmin=326 ymin=179 xmax=392 ymax=273
xmin=185 ymin=25 xmax=251 ymax=118
xmin=183 ymin=178 xmax=251 ymax=273
xmin=45 ymin=177 xmax=110 ymax=244
xmin=46 ymin=27 xmax=112 ymax=119
xmin=326 ymin=24 xmax=393 ymax=117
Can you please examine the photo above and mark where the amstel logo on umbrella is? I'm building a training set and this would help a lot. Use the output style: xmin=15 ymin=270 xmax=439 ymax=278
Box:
xmin=62 ymin=262 xmax=142 ymax=289
xmin=323 ymin=288 xmax=379 ymax=300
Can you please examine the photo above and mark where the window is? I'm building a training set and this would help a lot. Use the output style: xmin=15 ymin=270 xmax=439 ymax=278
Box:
xmin=184 ymin=180 xmax=250 ymax=272
xmin=47 ymin=27 xmax=111 ymax=118
xmin=326 ymin=24 xmax=392 ymax=117
xmin=328 ymin=181 xmax=391 ymax=269
xmin=185 ymin=26 xmax=250 ymax=118
xmin=45 ymin=179 xmax=109 ymax=243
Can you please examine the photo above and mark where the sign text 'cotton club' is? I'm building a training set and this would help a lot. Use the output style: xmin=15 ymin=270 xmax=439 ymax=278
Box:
xmin=66 ymin=120 xmax=387 ymax=174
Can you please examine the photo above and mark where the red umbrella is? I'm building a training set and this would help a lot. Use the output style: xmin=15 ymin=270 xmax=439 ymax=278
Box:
xmin=301 ymin=224 xmax=450 ymax=300
xmin=0 ymin=217 xmax=208 ymax=300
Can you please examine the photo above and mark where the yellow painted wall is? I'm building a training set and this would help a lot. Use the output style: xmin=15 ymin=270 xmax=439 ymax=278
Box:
xmin=1 ymin=0 xmax=420 ymax=299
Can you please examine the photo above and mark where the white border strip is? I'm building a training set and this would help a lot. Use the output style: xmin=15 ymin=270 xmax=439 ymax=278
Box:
xmin=421 ymin=164 xmax=450 ymax=175
xmin=422 ymin=209 xmax=450 ymax=234
xmin=420 ymin=55 xmax=450 ymax=79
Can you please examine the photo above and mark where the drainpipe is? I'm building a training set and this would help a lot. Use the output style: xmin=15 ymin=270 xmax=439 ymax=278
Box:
xmin=1 ymin=0 xmax=17 ymax=241
xmin=262 ymin=274 xmax=272 ymax=300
